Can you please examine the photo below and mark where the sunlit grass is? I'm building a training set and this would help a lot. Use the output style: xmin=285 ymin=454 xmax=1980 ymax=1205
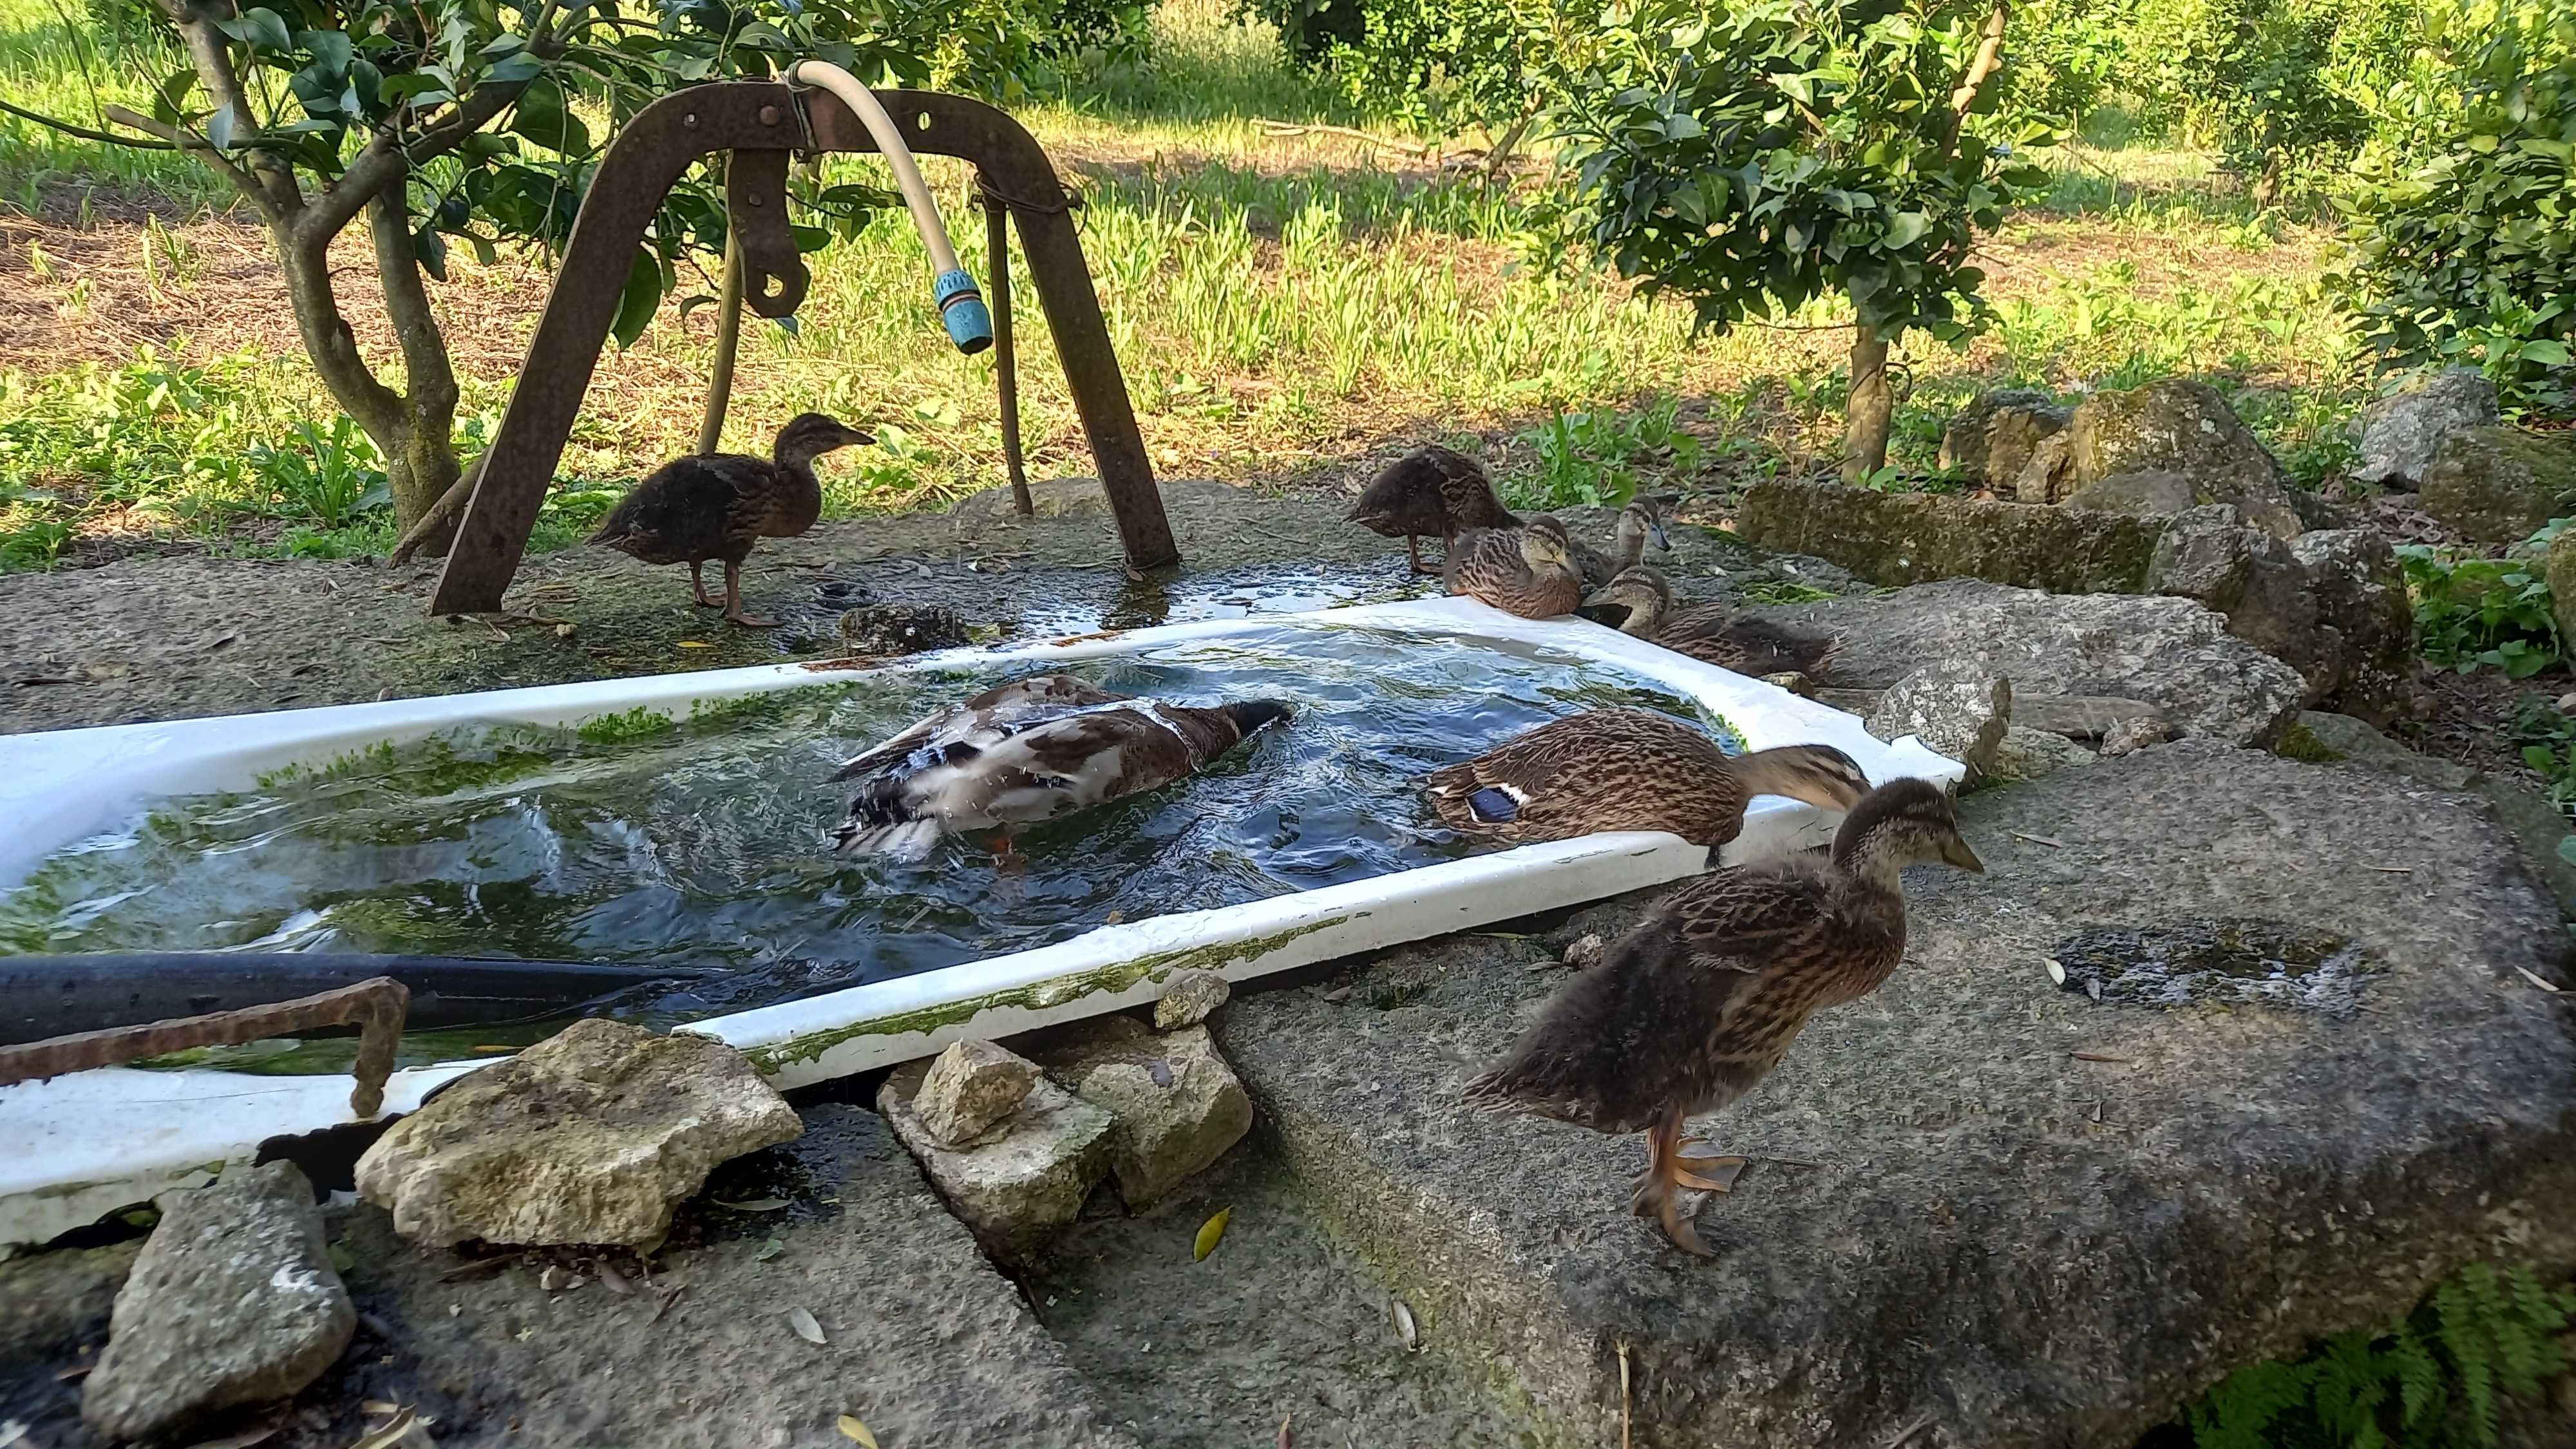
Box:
xmin=0 ymin=0 xmax=2369 ymax=569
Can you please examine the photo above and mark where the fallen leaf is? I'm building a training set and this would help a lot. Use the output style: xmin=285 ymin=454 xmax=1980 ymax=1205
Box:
xmin=715 ymin=1197 xmax=792 ymax=1212
xmin=554 ymin=622 xmax=577 ymax=638
xmin=2009 ymin=831 xmax=2065 ymax=848
xmin=180 ymin=1423 xmax=279 ymax=1448
xmin=53 ymin=1363 xmax=90 ymax=1383
xmin=837 ymin=1416 xmax=878 ymax=1447
xmin=1103 ymin=910 xmax=1124 ymax=924
xmin=2043 ymin=958 xmax=2067 ymax=985
xmin=1276 ymin=1414 xmax=1293 ymax=1448
xmin=327 ymin=1242 xmax=355 ymax=1274
xmin=1392 ymin=1298 xmax=1419 ymax=1352
xmin=677 ymin=640 xmax=714 ymax=649
xmin=538 ymin=1264 xmax=575 ymax=1292
xmin=596 ymin=1260 xmax=633 ymax=1296
xmin=753 ymin=1237 xmax=786 ymax=1262
xmin=515 ymin=1326 xmax=535 ymax=1343
xmin=788 ymin=1306 xmax=828 ymax=1345
xmin=360 ymin=1402 xmax=401 ymax=1417
xmin=1193 ymin=1207 xmax=1231 ymax=1262
xmin=2070 ymin=1051 xmax=2130 ymax=1064
xmin=2515 ymin=966 xmax=2562 ymax=994
xmin=1320 ymin=985 xmax=1352 ymax=1003
xmin=2085 ymin=979 xmax=2103 ymax=1002
xmin=346 ymin=1406 xmax=435 ymax=1449
xmin=651 ymin=1285 xmax=687 ymax=1324
xmin=470 ymin=1045 xmax=516 ymax=1054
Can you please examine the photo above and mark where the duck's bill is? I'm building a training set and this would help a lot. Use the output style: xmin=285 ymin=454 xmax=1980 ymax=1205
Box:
xmin=1942 ymin=837 xmax=1986 ymax=873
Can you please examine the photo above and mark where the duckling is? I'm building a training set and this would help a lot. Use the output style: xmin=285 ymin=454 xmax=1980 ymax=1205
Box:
xmin=1423 ymin=710 xmax=1868 ymax=855
xmin=1348 ymin=445 xmax=1520 ymax=576
xmin=1568 ymin=498 xmax=1673 ymax=592
xmin=1444 ymin=516 xmax=1584 ymax=618
xmin=1584 ymin=565 xmax=1839 ymax=678
xmin=1463 ymin=776 xmax=1984 ymax=1255
xmin=826 ymin=674 xmax=1292 ymax=860
xmin=589 ymin=412 xmax=875 ymax=628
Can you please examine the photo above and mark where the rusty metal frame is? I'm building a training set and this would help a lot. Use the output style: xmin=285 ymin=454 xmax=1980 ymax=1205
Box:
xmin=432 ymin=85 xmax=1177 ymax=615
xmin=0 ymin=977 xmax=410 ymax=1117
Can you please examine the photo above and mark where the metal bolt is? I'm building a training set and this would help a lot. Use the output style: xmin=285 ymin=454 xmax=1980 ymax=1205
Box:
xmin=684 ymin=113 xmax=699 ymax=129
xmin=759 ymin=105 xmax=781 ymax=126
xmin=746 ymin=193 xmax=764 ymax=207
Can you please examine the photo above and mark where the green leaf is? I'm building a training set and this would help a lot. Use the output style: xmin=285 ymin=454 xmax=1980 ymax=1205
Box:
xmin=203 ymin=100 xmax=239 ymax=153
xmin=507 ymin=76 xmax=588 ymax=154
xmin=2528 ymin=745 xmax=2557 ymax=774
xmin=610 ymin=249 xmax=664 ymax=349
xmin=485 ymin=52 xmax=545 ymax=84
xmin=1883 ymin=211 xmax=1929 ymax=249
xmin=1193 ymin=1206 xmax=1231 ymax=1261
xmin=294 ymin=28 xmax=353 ymax=74
xmin=414 ymin=225 xmax=448 ymax=283
xmin=218 ymin=6 xmax=292 ymax=52
xmin=2521 ymin=340 xmax=2571 ymax=366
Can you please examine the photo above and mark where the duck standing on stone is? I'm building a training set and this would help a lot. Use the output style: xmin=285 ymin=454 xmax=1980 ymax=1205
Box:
xmin=827 ymin=674 xmax=1292 ymax=860
xmin=1444 ymin=517 xmax=1584 ymax=619
xmin=589 ymin=412 xmax=875 ymax=627
xmin=1463 ymin=777 xmax=1984 ymax=1255
xmin=1584 ymin=565 xmax=1839 ymax=678
xmin=1424 ymin=710 xmax=1868 ymax=858
xmin=1348 ymin=444 xmax=1519 ymax=576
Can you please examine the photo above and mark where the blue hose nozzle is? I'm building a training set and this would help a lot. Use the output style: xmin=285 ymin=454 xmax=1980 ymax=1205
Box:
xmin=933 ymin=269 xmax=994 ymax=355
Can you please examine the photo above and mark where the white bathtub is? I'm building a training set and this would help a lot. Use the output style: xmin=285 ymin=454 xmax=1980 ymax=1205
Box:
xmin=0 ymin=596 xmax=1960 ymax=1249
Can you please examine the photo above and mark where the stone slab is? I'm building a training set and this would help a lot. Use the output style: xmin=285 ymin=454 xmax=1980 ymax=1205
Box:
xmin=1736 ymin=477 xmax=2164 ymax=595
xmin=1214 ymin=744 xmax=2576 ymax=1449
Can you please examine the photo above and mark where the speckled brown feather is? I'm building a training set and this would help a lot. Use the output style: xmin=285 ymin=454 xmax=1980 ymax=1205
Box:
xmin=1655 ymin=606 xmax=1839 ymax=677
xmin=590 ymin=413 xmax=864 ymax=567
xmin=1347 ymin=445 xmax=1519 ymax=545
xmin=1443 ymin=524 xmax=1582 ymax=618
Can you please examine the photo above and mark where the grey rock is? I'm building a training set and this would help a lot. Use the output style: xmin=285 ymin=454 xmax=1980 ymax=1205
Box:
xmin=914 ymin=1039 xmax=1043 ymax=1147
xmin=82 ymin=1162 xmax=352 ymax=1442
xmin=1153 ymin=967 xmax=1232 ymax=1030
xmin=2289 ymin=529 xmax=2417 ymax=725
xmin=2423 ymin=425 xmax=2576 ymax=546
xmin=2100 ymin=715 xmax=2174 ymax=755
xmin=835 ymin=602 xmax=969 ymax=656
xmin=2148 ymin=506 xmax=2333 ymax=708
xmin=1759 ymin=670 xmax=1820 ymax=698
xmin=328 ymin=1105 xmax=1146 ymax=1447
xmin=2063 ymin=468 xmax=2206 ymax=517
xmin=1736 ymin=477 xmax=2164 ymax=595
xmin=1995 ymin=411 xmax=2076 ymax=503
xmin=355 ymin=1018 xmax=802 ymax=1248
xmin=2068 ymin=379 xmax=2305 ymax=538
xmin=1866 ymin=660 xmax=2011 ymax=777
xmin=1213 ymin=743 xmax=2576 ymax=1448
xmin=1987 ymin=725 xmax=2097 ymax=782
xmin=0 ymin=1238 xmax=138 ymax=1362
xmin=1038 ymin=1018 xmax=1254 ymax=1209
xmin=2291 ymin=711 xmax=2474 ymax=790
xmin=2354 ymin=369 xmax=2499 ymax=489
xmin=1938 ymin=388 xmax=2065 ymax=481
xmin=882 ymin=1061 xmax=1113 ymax=1257
xmin=1745 ymin=579 xmax=2306 ymax=748
xmin=949 ymin=476 xmax=1241 ymax=530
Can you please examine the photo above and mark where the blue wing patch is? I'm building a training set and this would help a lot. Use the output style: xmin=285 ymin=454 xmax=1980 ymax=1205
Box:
xmin=1467 ymin=787 xmax=1522 ymax=823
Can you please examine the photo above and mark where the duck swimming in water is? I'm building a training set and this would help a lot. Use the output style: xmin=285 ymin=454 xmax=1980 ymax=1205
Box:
xmin=827 ymin=674 xmax=1292 ymax=860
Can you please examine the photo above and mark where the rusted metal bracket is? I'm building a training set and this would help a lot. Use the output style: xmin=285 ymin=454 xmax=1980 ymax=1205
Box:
xmin=432 ymin=86 xmax=1177 ymax=616
xmin=725 ymin=147 xmax=806 ymax=319
xmin=0 ymin=977 xmax=411 ymax=1119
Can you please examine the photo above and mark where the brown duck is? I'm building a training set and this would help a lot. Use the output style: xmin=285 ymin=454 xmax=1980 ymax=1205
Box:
xmin=1586 ymin=565 xmax=1839 ymax=677
xmin=589 ymin=412 xmax=875 ymax=627
xmin=1568 ymin=498 xmax=1672 ymax=593
xmin=1444 ymin=517 xmax=1584 ymax=618
xmin=1463 ymin=777 xmax=1984 ymax=1255
xmin=1348 ymin=444 xmax=1519 ymax=576
xmin=828 ymin=674 xmax=1291 ymax=860
xmin=1423 ymin=709 xmax=1869 ymax=855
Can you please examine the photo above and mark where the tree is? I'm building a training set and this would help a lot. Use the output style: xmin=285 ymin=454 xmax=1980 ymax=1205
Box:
xmin=18 ymin=0 xmax=1121 ymax=546
xmin=2331 ymin=1 xmax=2576 ymax=413
xmin=1551 ymin=0 xmax=2052 ymax=480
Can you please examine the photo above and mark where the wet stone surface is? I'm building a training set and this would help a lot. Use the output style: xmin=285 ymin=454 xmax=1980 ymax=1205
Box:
xmin=2052 ymin=918 xmax=2373 ymax=1014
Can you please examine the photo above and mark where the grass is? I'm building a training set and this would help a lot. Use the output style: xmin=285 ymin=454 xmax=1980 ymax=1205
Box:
xmin=0 ymin=0 xmax=2380 ymax=572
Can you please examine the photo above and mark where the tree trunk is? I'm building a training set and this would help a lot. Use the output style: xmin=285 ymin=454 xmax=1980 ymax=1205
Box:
xmin=388 ymin=424 xmax=464 ymax=553
xmin=1842 ymin=325 xmax=1893 ymax=482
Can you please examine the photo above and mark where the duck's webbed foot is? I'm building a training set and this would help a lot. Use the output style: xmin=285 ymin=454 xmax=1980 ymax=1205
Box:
xmin=1673 ymin=1141 xmax=1747 ymax=1194
xmin=1629 ymin=1108 xmax=1721 ymax=1256
xmin=721 ymin=559 xmax=779 ymax=629
xmin=1409 ymin=536 xmax=1445 ymax=577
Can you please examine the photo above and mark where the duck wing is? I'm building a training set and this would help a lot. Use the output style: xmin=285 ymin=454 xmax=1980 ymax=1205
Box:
xmin=827 ymin=674 xmax=1129 ymax=782
xmin=1657 ymin=607 xmax=1839 ymax=677
xmin=1422 ymin=708 xmax=1739 ymax=845
xmin=831 ymin=701 xmax=1200 ymax=857
xmin=590 ymin=454 xmax=775 ymax=563
xmin=1350 ymin=446 xmax=1465 ymax=537
xmin=1462 ymin=863 xmax=1828 ymax=1130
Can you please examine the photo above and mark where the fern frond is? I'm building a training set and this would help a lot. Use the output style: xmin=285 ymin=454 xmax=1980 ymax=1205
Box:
xmin=2389 ymin=1324 xmax=2444 ymax=1430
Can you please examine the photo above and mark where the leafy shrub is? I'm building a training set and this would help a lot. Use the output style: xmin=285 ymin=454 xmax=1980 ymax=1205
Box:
xmin=2512 ymin=697 xmax=2576 ymax=819
xmin=2331 ymin=3 xmax=2576 ymax=414
xmin=1235 ymin=0 xmax=1532 ymax=133
xmin=2187 ymin=1262 xmax=2576 ymax=1449
xmin=2397 ymin=522 xmax=2564 ymax=679
xmin=245 ymin=417 xmax=392 ymax=529
xmin=1501 ymin=395 xmax=1702 ymax=510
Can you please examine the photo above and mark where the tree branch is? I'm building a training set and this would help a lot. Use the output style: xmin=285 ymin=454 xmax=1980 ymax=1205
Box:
xmin=1 ymin=97 xmax=177 ymax=147
xmin=1945 ymin=0 xmax=2009 ymax=145
xmin=369 ymin=184 xmax=459 ymax=421
xmin=101 ymin=104 xmax=278 ymax=223
xmin=153 ymin=0 xmax=303 ymax=218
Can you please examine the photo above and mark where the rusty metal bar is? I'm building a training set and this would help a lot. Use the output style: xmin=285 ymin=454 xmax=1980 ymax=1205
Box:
xmin=984 ymin=187 xmax=1033 ymax=516
xmin=431 ymin=85 xmax=1175 ymax=616
xmin=0 ymin=977 xmax=411 ymax=1118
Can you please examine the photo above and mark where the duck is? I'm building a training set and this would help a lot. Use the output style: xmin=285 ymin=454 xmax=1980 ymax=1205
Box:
xmin=1423 ymin=710 xmax=1870 ymax=855
xmin=1463 ymin=776 xmax=1984 ymax=1255
xmin=1348 ymin=444 xmax=1519 ymax=576
xmin=589 ymin=412 xmax=875 ymax=628
xmin=826 ymin=674 xmax=1292 ymax=860
xmin=1583 ymin=565 xmax=1839 ymax=678
xmin=1444 ymin=516 xmax=1584 ymax=618
xmin=1568 ymin=498 xmax=1672 ymax=593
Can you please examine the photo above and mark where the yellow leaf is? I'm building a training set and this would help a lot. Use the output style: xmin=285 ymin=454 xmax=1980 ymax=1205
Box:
xmin=837 ymin=1414 xmax=878 ymax=1447
xmin=1193 ymin=1206 xmax=1231 ymax=1262
xmin=677 ymin=640 xmax=714 ymax=649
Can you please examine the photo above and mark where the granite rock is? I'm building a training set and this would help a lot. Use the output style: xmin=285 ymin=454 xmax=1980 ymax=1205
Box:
xmin=1037 ymin=1018 xmax=1254 ymax=1208
xmin=2067 ymin=379 xmax=2304 ymax=539
xmin=1866 ymin=660 xmax=2011 ymax=777
xmin=2422 ymin=425 xmax=2576 ymax=546
xmin=914 ymin=1039 xmax=1043 ymax=1148
xmin=2354 ymin=369 xmax=2499 ymax=491
xmin=881 ymin=1061 xmax=1113 ymax=1257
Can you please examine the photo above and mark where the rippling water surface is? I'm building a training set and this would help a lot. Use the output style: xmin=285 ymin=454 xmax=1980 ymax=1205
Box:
xmin=3 ymin=625 xmax=1734 ymax=1069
